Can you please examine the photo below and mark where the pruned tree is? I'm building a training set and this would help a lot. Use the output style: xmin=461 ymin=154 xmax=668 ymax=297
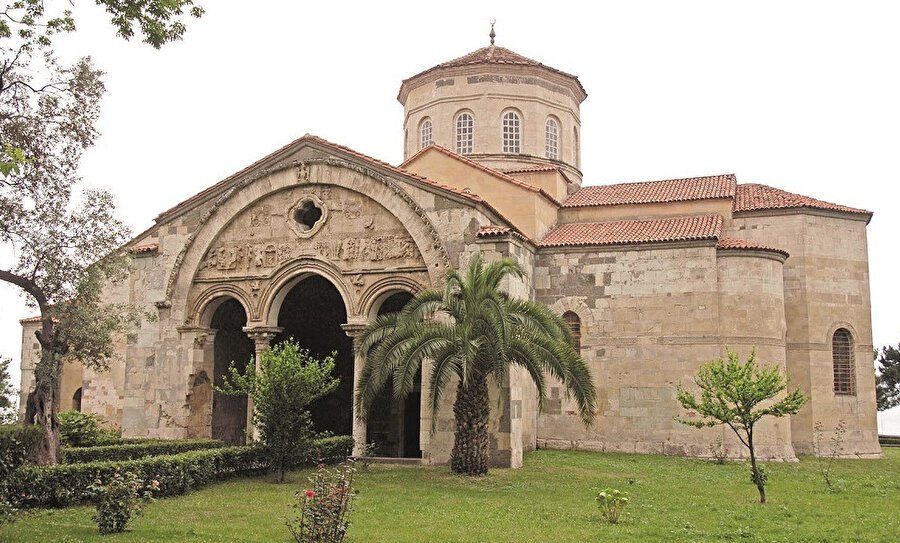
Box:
xmin=355 ymin=253 xmax=596 ymax=476
xmin=216 ymin=340 xmax=339 ymax=484
xmin=875 ymin=344 xmax=900 ymax=412
xmin=675 ymin=348 xmax=807 ymax=503
xmin=0 ymin=1 xmax=202 ymax=464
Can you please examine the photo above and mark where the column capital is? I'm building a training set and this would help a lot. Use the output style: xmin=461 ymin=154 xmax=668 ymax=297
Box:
xmin=341 ymin=323 xmax=367 ymax=338
xmin=242 ymin=326 xmax=283 ymax=344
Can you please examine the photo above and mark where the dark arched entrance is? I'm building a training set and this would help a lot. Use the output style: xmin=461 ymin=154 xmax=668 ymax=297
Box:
xmin=366 ymin=291 xmax=422 ymax=458
xmin=275 ymin=275 xmax=353 ymax=436
xmin=211 ymin=298 xmax=253 ymax=445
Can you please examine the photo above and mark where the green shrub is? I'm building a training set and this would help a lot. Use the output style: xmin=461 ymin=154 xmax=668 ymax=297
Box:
xmin=62 ymin=439 xmax=224 ymax=464
xmin=6 ymin=435 xmax=353 ymax=509
xmin=217 ymin=340 xmax=340 ymax=483
xmin=89 ymin=468 xmax=158 ymax=534
xmin=0 ymin=424 xmax=42 ymax=479
xmin=58 ymin=411 xmax=119 ymax=447
xmin=595 ymin=487 xmax=629 ymax=524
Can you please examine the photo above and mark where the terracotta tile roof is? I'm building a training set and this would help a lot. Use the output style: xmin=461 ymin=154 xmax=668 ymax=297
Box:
xmin=563 ymin=174 xmax=736 ymax=208
xmin=717 ymin=237 xmax=789 ymax=258
xmin=402 ymin=46 xmax=586 ymax=96
xmin=539 ymin=215 xmax=723 ymax=248
xmin=158 ymin=134 xmax=489 ymax=221
xmin=153 ymin=134 xmax=521 ymax=240
xmin=401 ymin=144 xmax=562 ymax=206
xmin=503 ymin=165 xmax=560 ymax=174
xmin=130 ymin=243 xmax=159 ymax=255
xmin=19 ymin=316 xmax=58 ymax=324
xmin=475 ymin=225 xmax=529 ymax=242
xmin=734 ymin=184 xmax=871 ymax=216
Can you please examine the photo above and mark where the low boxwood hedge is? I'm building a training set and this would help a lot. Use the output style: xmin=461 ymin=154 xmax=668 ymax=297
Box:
xmin=61 ymin=439 xmax=224 ymax=464
xmin=5 ymin=435 xmax=354 ymax=509
xmin=0 ymin=424 xmax=43 ymax=479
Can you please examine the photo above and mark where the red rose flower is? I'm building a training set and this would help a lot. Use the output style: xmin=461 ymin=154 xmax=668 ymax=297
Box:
xmin=305 ymin=490 xmax=315 ymax=499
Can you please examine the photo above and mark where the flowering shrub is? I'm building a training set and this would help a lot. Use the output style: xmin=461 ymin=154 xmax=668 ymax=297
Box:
xmin=88 ymin=468 xmax=158 ymax=534
xmin=287 ymin=460 xmax=357 ymax=542
xmin=595 ymin=487 xmax=628 ymax=524
xmin=710 ymin=437 xmax=730 ymax=465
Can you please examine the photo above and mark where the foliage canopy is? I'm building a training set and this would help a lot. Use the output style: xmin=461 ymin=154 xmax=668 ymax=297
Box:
xmin=676 ymin=348 xmax=806 ymax=503
xmin=217 ymin=340 xmax=339 ymax=483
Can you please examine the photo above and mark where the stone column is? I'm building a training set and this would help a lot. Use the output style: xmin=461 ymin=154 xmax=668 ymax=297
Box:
xmin=242 ymin=326 xmax=282 ymax=443
xmin=341 ymin=322 xmax=367 ymax=457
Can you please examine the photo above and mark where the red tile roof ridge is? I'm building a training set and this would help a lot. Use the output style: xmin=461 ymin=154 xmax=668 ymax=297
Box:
xmin=475 ymin=225 xmax=530 ymax=243
xmin=717 ymin=237 xmax=789 ymax=258
xmin=130 ymin=243 xmax=159 ymax=254
xmin=20 ymin=315 xmax=59 ymax=324
xmin=401 ymin=45 xmax=585 ymax=96
xmin=734 ymin=183 xmax=871 ymax=217
xmin=563 ymin=174 xmax=736 ymax=208
xmin=538 ymin=214 xmax=723 ymax=248
xmin=401 ymin=144 xmax=562 ymax=206
xmin=503 ymin=165 xmax=561 ymax=174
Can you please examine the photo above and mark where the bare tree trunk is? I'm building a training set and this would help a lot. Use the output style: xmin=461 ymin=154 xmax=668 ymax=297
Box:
xmin=747 ymin=432 xmax=766 ymax=504
xmin=30 ymin=358 xmax=60 ymax=465
xmin=450 ymin=377 xmax=490 ymax=476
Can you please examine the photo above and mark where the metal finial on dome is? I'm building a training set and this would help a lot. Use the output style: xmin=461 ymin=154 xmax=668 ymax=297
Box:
xmin=489 ymin=19 xmax=496 ymax=46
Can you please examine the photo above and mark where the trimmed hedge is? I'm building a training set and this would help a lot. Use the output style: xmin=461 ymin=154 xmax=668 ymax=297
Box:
xmin=5 ymin=435 xmax=354 ymax=509
xmin=0 ymin=424 xmax=42 ymax=479
xmin=61 ymin=439 xmax=225 ymax=464
xmin=77 ymin=437 xmax=168 ymax=448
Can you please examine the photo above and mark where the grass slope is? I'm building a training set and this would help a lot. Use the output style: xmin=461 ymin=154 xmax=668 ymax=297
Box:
xmin=2 ymin=448 xmax=898 ymax=542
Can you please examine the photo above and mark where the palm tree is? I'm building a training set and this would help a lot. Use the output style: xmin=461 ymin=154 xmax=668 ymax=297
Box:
xmin=355 ymin=253 xmax=596 ymax=475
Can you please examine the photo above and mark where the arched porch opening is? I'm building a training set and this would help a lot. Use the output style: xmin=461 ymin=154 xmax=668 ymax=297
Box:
xmin=274 ymin=274 xmax=354 ymax=436
xmin=366 ymin=291 xmax=422 ymax=458
xmin=211 ymin=298 xmax=253 ymax=445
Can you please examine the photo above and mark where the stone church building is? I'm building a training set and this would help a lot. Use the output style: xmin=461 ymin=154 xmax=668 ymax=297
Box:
xmin=20 ymin=42 xmax=881 ymax=466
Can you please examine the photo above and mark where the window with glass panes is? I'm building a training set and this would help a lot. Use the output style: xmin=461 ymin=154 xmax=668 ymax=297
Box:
xmin=456 ymin=112 xmax=474 ymax=154
xmin=545 ymin=118 xmax=559 ymax=159
xmin=502 ymin=111 xmax=521 ymax=153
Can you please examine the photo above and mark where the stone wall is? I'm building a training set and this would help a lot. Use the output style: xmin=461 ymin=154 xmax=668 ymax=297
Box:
xmin=726 ymin=211 xmax=880 ymax=457
xmin=534 ymin=242 xmax=797 ymax=460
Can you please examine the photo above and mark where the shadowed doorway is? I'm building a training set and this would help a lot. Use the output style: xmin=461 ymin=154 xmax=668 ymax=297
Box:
xmin=366 ymin=291 xmax=422 ymax=458
xmin=211 ymin=298 xmax=253 ymax=445
xmin=275 ymin=275 xmax=353 ymax=436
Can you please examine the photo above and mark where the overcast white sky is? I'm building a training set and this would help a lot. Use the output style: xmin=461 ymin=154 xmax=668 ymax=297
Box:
xmin=1 ymin=1 xmax=898 ymax=432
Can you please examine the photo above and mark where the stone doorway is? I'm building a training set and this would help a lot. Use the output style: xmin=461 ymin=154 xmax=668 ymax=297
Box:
xmin=211 ymin=298 xmax=253 ymax=445
xmin=366 ymin=291 xmax=422 ymax=458
xmin=275 ymin=275 xmax=353 ymax=436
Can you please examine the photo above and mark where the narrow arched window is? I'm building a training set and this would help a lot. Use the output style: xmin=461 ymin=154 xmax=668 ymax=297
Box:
xmin=573 ymin=126 xmax=580 ymax=167
xmin=563 ymin=311 xmax=581 ymax=353
xmin=545 ymin=118 xmax=559 ymax=159
xmin=455 ymin=112 xmax=474 ymax=155
xmin=832 ymin=328 xmax=855 ymax=395
xmin=419 ymin=118 xmax=433 ymax=149
xmin=72 ymin=387 xmax=82 ymax=412
xmin=502 ymin=110 xmax=521 ymax=153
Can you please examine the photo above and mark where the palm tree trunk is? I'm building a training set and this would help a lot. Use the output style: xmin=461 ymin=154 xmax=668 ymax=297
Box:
xmin=450 ymin=377 xmax=490 ymax=475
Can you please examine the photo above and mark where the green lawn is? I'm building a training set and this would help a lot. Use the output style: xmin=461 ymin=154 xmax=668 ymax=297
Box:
xmin=3 ymin=448 xmax=899 ymax=542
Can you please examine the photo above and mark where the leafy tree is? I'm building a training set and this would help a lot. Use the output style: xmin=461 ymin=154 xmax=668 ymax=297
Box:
xmin=355 ymin=253 xmax=597 ymax=476
xmin=676 ymin=348 xmax=807 ymax=503
xmin=217 ymin=340 xmax=339 ymax=484
xmin=875 ymin=344 xmax=900 ymax=411
xmin=1 ymin=1 xmax=202 ymax=464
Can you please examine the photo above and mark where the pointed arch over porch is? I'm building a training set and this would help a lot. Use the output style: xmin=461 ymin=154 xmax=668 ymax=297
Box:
xmin=169 ymin=153 xmax=452 ymax=327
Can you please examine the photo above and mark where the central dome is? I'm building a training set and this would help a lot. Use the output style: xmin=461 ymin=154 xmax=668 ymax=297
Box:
xmin=398 ymin=44 xmax=587 ymax=187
